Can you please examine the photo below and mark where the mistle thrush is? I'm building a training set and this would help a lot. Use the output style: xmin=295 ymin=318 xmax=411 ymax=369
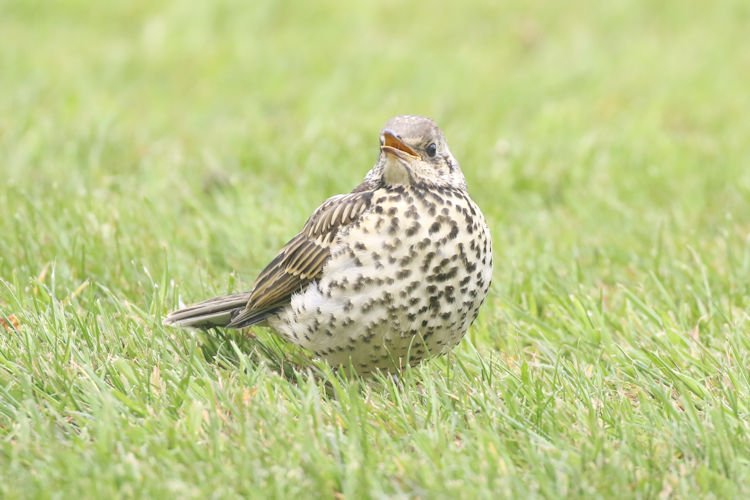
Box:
xmin=165 ymin=115 xmax=493 ymax=373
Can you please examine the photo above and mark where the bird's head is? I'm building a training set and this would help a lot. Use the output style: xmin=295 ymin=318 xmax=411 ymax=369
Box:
xmin=365 ymin=115 xmax=467 ymax=190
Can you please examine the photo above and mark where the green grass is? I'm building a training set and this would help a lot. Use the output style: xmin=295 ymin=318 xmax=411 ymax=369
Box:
xmin=2 ymin=0 xmax=750 ymax=497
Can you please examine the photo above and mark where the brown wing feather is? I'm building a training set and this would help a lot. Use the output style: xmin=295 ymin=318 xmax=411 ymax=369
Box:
xmin=226 ymin=190 xmax=373 ymax=328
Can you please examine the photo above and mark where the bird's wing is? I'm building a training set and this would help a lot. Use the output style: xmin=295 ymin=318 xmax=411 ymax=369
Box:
xmin=227 ymin=190 xmax=374 ymax=328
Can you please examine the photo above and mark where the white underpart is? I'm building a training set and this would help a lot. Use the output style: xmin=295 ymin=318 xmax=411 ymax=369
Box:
xmin=267 ymin=187 xmax=493 ymax=372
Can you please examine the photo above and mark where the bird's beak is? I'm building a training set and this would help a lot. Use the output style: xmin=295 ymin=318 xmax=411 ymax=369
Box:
xmin=380 ymin=130 xmax=419 ymax=160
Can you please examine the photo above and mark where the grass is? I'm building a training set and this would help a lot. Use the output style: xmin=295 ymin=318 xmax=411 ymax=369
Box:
xmin=2 ymin=0 xmax=750 ymax=497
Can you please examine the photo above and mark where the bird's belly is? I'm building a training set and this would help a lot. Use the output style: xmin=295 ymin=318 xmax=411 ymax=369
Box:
xmin=270 ymin=193 xmax=493 ymax=372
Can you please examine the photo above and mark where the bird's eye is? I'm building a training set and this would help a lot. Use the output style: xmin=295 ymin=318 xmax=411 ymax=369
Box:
xmin=426 ymin=143 xmax=437 ymax=158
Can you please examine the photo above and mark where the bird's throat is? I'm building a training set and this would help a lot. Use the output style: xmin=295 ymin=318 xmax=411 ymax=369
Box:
xmin=382 ymin=159 xmax=414 ymax=186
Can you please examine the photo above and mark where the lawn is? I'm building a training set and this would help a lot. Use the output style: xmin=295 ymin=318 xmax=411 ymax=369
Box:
xmin=2 ymin=0 xmax=750 ymax=497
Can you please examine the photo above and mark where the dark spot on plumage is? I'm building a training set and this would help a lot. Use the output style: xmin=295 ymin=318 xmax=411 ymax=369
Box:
xmin=382 ymin=241 xmax=397 ymax=252
xmin=447 ymin=223 xmax=459 ymax=240
xmin=388 ymin=207 xmax=398 ymax=216
xmin=427 ymin=191 xmax=444 ymax=204
xmin=409 ymin=297 xmax=420 ymax=306
xmin=399 ymin=252 xmax=416 ymax=266
xmin=396 ymin=269 xmax=412 ymax=279
xmin=421 ymin=252 xmax=436 ymax=272
xmin=375 ymin=205 xmax=384 ymax=214
xmin=429 ymin=221 xmax=441 ymax=234
xmin=433 ymin=267 xmax=459 ymax=282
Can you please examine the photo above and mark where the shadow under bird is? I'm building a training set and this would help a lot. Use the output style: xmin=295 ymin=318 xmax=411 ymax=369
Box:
xmin=164 ymin=115 xmax=493 ymax=373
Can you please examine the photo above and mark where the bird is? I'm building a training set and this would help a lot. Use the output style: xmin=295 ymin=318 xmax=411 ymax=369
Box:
xmin=164 ymin=115 xmax=493 ymax=373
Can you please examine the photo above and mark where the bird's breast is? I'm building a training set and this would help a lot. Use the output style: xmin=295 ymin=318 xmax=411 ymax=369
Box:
xmin=270 ymin=185 xmax=493 ymax=372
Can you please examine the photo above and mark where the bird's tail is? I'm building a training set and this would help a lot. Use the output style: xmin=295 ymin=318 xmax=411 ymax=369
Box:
xmin=163 ymin=292 xmax=253 ymax=329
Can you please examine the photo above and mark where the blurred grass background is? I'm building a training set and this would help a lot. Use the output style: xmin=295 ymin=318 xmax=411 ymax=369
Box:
xmin=1 ymin=0 xmax=750 ymax=497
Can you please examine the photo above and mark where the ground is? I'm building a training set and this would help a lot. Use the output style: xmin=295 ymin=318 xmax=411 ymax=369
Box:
xmin=1 ymin=0 xmax=750 ymax=497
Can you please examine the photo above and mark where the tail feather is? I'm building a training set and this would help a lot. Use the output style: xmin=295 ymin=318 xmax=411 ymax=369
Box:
xmin=164 ymin=292 xmax=253 ymax=329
